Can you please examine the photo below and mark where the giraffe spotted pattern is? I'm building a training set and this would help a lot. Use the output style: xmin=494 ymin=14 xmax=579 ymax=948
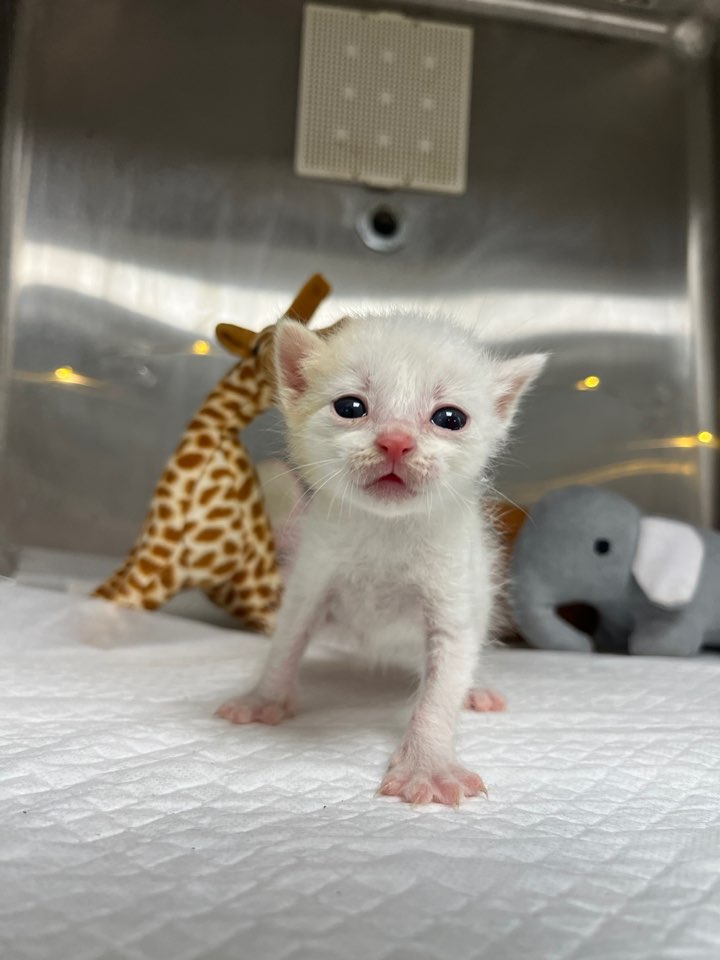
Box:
xmin=93 ymin=275 xmax=331 ymax=633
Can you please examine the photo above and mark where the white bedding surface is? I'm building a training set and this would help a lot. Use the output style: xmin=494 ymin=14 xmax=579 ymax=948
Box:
xmin=2 ymin=582 xmax=719 ymax=960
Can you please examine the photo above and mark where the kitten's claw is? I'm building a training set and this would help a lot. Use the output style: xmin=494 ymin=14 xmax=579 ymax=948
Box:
xmin=464 ymin=687 xmax=507 ymax=712
xmin=379 ymin=762 xmax=487 ymax=806
xmin=215 ymin=693 xmax=293 ymax=725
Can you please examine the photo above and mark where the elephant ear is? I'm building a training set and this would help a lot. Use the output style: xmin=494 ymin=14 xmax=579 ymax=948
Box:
xmin=632 ymin=516 xmax=704 ymax=608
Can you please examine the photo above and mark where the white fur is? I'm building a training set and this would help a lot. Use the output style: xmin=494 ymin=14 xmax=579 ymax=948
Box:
xmin=218 ymin=313 xmax=546 ymax=804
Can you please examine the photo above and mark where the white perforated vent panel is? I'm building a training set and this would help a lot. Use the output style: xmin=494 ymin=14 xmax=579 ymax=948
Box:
xmin=295 ymin=4 xmax=473 ymax=194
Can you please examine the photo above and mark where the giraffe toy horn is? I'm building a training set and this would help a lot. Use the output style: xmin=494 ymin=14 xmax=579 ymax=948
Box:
xmin=216 ymin=273 xmax=331 ymax=358
xmin=284 ymin=272 xmax=331 ymax=325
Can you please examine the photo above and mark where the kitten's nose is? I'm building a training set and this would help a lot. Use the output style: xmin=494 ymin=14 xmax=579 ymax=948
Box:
xmin=376 ymin=431 xmax=416 ymax=461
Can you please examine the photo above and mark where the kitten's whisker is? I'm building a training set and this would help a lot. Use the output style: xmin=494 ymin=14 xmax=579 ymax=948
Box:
xmin=284 ymin=491 xmax=311 ymax=530
xmin=455 ymin=481 xmax=477 ymax=509
xmin=338 ymin=474 xmax=352 ymax=520
xmin=492 ymin=453 xmax=527 ymax=470
xmin=483 ymin=481 xmax=529 ymax=519
xmin=263 ymin=457 xmax=342 ymax=486
xmin=440 ymin=477 xmax=475 ymax=514
xmin=424 ymin=479 xmax=432 ymax=518
xmin=345 ymin=475 xmax=358 ymax=517
xmin=326 ymin=467 xmax=348 ymax=520
xmin=284 ymin=466 xmax=343 ymax=529
xmin=302 ymin=467 xmax=345 ymax=514
xmin=442 ymin=480 xmax=465 ymax=512
xmin=274 ymin=460 xmax=348 ymax=526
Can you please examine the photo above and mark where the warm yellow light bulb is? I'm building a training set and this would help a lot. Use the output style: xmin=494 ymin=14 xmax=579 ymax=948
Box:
xmin=191 ymin=339 xmax=211 ymax=355
xmin=697 ymin=430 xmax=714 ymax=445
xmin=54 ymin=366 xmax=74 ymax=381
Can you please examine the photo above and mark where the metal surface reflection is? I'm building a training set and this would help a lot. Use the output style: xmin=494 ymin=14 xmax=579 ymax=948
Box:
xmin=0 ymin=0 xmax=717 ymax=592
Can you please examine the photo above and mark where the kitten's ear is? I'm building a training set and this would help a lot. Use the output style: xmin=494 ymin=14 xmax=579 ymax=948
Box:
xmin=275 ymin=319 xmax=324 ymax=398
xmin=493 ymin=354 xmax=548 ymax=426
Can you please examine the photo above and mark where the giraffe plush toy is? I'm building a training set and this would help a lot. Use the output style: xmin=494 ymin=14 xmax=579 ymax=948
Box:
xmin=93 ymin=274 xmax=331 ymax=632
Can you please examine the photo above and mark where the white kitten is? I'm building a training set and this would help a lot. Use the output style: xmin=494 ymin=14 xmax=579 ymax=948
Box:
xmin=218 ymin=313 xmax=546 ymax=806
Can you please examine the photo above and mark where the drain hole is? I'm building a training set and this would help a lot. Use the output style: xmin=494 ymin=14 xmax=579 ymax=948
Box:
xmin=357 ymin=203 xmax=406 ymax=252
xmin=371 ymin=207 xmax=399 ymax=238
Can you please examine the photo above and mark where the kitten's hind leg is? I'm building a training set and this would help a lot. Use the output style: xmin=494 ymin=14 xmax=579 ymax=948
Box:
xmin=464 ymin=688 xmax=506 ymax=712
xmin=216 ymin=691 xmax=295 ymax=725
xmin=216 ymin=566 xmax=329 ymax=725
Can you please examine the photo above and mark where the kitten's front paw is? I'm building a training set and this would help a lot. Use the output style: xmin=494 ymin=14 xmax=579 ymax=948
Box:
xmin=379 ymin=762 xmax=487 ymax=806
xmin=215 ymin=693 xmax=293 ymax=725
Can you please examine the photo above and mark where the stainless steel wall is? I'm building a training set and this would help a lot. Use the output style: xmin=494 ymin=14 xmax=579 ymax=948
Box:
xmin=0 ymin=0 xmax=717 ymax=581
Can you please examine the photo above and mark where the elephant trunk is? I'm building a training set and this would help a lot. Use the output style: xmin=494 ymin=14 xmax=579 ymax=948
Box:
xmin=510 ymin=572 xmax=594 ymax=653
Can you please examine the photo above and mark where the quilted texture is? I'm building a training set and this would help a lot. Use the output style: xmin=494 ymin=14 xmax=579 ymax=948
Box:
xmin=2 ymin=582 xmax=719 ymax=960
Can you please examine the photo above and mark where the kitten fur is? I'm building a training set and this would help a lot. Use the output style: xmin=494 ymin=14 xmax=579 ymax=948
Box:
xmin=218 ymin=313 xmax=546 ymax=806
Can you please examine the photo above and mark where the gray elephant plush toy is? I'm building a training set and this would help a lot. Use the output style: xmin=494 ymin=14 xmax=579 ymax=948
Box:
xmin=511 ymin=485 xmax=720 ymax=656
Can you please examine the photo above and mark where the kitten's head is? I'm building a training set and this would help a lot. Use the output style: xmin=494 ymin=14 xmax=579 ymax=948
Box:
xmin=275 ymin=313 xmax=546 ymax=518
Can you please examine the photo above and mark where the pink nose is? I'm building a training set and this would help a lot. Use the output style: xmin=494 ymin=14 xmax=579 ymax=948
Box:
xmin=376 ymin=431 xmax=416 ymax=461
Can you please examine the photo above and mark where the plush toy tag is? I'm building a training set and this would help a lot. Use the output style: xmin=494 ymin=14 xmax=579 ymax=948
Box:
xmin=632 ymin=516 xmax=704 ymax=608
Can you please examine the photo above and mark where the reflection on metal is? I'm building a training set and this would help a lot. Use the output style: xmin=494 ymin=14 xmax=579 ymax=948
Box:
xmin=15 ymin=239 xmax=695 ymax=339
xmin=515 ymin=459 xmax=698 ymax=503
xmin=0 ymin=0 xmax=717 ymax=572
xmin=627 ymin=434 xmax=719 ymax=451
xmin=685 ymin=47 xmax=718 ymax=526
xmin=14 ymin=367 xmax=103 ymax=389
xmin=575 ymin=375 xmax=601 ymax=391
xmin=408 ymin=0 xmax=672 ymax=44
xmin=671 ymin=17 xmax=716 ymax=60
xmin=18 ymin=241 xmax=279 ymax=334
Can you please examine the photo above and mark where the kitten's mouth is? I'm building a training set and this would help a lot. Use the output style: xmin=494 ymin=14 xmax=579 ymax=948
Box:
xmin=366 ymin=472 xmax=413 ymax=499
xmin=378 ymin=473 xmax=404 ymax=485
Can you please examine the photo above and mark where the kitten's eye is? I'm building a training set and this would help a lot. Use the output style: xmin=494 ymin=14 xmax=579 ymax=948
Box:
xmin=594 ymin=538 xmax=611 ymax=555
xmin=333 ymin=396 xmax=367 ymax=419
xmin=430 ymin=407 xmax=467 ymax=431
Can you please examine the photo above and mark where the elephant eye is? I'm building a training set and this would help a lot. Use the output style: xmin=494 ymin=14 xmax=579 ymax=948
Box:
xmin=594 ymin=538 xmax=611 ymax=555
